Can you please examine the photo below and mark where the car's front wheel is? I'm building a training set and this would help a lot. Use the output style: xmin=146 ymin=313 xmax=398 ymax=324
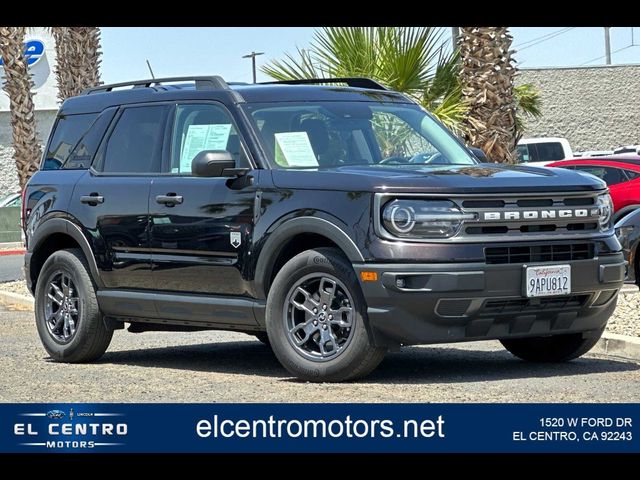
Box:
xmin=34 ymin=248 xmax=113 ymax=362
xmin=500 ymin=328 xmax=605 ymax=362
xmin=266 ymin=248 xmax=386 ymax=382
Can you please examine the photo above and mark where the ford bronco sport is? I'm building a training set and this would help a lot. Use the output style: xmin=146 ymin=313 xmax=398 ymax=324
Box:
xmin=23 ymin=76 xmax=625 ymax=382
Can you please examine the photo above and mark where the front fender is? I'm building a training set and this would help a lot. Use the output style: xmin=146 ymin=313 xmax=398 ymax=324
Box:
xmin=253 ymin=215 xmax=364 ymax=299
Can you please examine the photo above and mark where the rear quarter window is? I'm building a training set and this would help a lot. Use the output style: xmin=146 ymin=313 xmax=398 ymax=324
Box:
xmin=43 ymin=113 xmax=98 ymax=170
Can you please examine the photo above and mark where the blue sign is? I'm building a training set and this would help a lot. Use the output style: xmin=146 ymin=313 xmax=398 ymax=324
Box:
xmin=0 ymin=403 xmax=638 ymax=453
xmin=0 ymin=39 xmax=45 ymax=67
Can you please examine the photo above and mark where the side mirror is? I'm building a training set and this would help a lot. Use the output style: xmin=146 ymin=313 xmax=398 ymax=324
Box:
xmin=191 ymin=150 xmax=236 ymax=177
xmin=469 ymin=146 xmax=489 ymax=163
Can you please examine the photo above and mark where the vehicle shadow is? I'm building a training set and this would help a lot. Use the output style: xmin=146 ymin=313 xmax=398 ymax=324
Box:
xmin=367 ymin=346 xmax=640 ymax=384
xmin=98 ymin=339 xmax=640 ymax=384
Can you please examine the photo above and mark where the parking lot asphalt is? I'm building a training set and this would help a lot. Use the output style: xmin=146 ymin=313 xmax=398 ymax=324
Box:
xmin=0 ymin=254 xmax=23 ymax=282
xmin=1 ymin=302 xmax=639 ymax=403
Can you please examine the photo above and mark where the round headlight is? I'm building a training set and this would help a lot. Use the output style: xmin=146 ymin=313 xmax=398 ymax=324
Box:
xmin=388 ymin=204 xmax=416 ymax=233
xmin=596 ymin=193 xmax=613 ymax=230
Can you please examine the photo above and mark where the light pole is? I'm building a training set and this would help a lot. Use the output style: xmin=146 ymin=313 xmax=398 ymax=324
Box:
xmin=242 ymin=51 xmax=265 ymax=84
xmin=604 ymin=27 xmax=612 ymax=65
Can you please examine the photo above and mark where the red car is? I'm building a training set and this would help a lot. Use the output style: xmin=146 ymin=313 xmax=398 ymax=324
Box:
xmin=548 ymin=155 xmax=640 ymax=222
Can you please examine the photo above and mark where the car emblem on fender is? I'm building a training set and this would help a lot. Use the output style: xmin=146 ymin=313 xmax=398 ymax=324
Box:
xmin=230 ymin=231 xmax=241 ymax=248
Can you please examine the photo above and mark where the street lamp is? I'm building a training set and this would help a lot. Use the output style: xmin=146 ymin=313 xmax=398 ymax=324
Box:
xmin=242 ymin=51 xmax=265 ymax=84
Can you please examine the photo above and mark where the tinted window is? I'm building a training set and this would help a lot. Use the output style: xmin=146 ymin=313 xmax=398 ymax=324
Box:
xmin=102 ymin=106 xmax=166 ymax=173
xmin=516 ymin=144 xmax=530 ymax=162
xmin=169 ymin=104 xmax=248 ymax=174
xmin=43 ymin=113 xmax=98 ymax=170
xmin=624 ymin=169 xmax=640 ymax=180
xmin=65 ymin=108 xmax=117 ymax=169
xmin=573 ymin=165 xmax=626 ymax=185
xmin=517 ymin=142 xmax=567 ymax=163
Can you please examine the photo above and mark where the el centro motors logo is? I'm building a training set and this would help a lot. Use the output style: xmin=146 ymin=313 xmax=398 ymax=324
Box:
xmin=13 ymin=408 xmax=127 ymax=449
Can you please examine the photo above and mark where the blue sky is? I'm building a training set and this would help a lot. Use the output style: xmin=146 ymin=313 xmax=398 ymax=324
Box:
xmin=100 ymin=27 xmax=640 ymax=84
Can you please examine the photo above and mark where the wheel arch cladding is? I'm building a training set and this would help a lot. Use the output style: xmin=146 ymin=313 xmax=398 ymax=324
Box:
xmin=29 ymin=218 xmax=104 ymax=293
xmin=254 ymin=216 xmax=364 ymax=299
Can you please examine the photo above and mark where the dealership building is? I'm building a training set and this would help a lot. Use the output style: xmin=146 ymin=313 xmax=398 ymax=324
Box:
xmin=0 ymin=27 xmax=58 ymax=194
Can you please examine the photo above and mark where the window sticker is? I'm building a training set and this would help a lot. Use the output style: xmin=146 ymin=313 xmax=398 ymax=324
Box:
xmin=274 ymin=132 xmax=318 ymax=167
xmin=180 ymin=124 xmax=232 ymax=172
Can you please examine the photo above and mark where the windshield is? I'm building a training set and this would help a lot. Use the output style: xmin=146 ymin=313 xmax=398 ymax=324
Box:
xmin=243 ymin=101 xmax=477 ymax=169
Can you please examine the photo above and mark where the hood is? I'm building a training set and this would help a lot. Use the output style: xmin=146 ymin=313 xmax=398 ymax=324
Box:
xmin=270 ymin=163 xmax=607 ymax=194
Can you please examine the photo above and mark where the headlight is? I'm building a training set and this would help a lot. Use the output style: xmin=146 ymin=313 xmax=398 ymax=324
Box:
xmin=595 ymin=193 xmax=613 ymax=230
xmin=616 ymin=225 xmax=634 ymax=248
xmin=381 ymin=199 xmax=475 ymax=239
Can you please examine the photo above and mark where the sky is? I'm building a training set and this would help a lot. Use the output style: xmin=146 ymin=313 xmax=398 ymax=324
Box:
xmin=99 ymin=27 xmax=640 ymax=85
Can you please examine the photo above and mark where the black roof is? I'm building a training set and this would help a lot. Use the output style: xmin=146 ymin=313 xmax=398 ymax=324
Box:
xmin=60 ymin=77 xmax=412 ymax=115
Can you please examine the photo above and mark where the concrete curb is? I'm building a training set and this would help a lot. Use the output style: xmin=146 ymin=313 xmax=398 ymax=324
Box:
xmin=0 ymin=290 xmax=33 ymax=309
xmin=593 ymin=332 xmax=640 ymax=362
xmin=0 ymin=288 xmax=639 ymax=363
xmin=0 ymin=242 xmax=23 ymax=249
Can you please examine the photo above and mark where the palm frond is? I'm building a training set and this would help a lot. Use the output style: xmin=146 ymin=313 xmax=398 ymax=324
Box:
xmin=514 ymin=83 xmax=542 ymax=118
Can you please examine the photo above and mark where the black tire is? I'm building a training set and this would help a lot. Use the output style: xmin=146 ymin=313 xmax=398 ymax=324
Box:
xmin=254 ymin=332 xmax=271 ymax=346
xmin=500 ymin=328 xmax=605 ymax=363
xmin=266 ymin=248 xmax=386 ymax=382
xmin=34 ymin=248 xmax=113 ymax=362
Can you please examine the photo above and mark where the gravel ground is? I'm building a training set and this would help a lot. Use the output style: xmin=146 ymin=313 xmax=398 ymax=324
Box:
xmin=0 ymin=280 xmax=29 ymax=297
xmin=607 ymin=290 xmax=640 ymax=337
xmin=0 ymin=300 xmax=639 ymax=403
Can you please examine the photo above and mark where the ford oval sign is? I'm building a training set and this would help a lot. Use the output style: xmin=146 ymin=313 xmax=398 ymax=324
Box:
xmin=0 ymin=39 xmax=45 ymax=67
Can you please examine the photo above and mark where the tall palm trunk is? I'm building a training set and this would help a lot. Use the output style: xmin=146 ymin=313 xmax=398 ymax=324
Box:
xmin=0 ymin=27 xmax=42 ymax=188
xmin=459 ymin=27 xmax=518 ymax=163
xmin=52 ymin=26 xmax=102 ymax=101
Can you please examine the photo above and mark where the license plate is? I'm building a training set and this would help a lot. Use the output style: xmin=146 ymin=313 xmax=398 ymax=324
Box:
xmin=525 ymin=264 xmax=571 ymax=297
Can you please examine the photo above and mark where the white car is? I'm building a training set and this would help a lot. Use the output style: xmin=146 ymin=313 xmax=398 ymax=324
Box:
xmin=516 ymin=137 xmax=573 ymax=166
xmin=0 ymin=191 xmax=21 ymax=208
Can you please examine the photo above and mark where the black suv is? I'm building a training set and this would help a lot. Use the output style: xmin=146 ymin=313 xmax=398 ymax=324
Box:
xmin=23 ymin=76 xmax=625 ymax=381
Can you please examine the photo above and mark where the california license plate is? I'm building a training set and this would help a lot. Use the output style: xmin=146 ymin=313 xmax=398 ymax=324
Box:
xmin=525 ymin=265 xmax=571 ymax=297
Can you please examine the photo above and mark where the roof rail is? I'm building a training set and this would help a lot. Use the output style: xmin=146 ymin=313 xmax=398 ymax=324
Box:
xmin=261 ymin=77 xmax=387 ymax=91
xmin=83 ymin=76 xmax=230 ymax=95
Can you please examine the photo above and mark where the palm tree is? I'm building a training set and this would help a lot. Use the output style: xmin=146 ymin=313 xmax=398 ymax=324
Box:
xmin=262 ymin=27 xmax=541 ymax=139
xmin=0 ymin=27 xmax=42 ymax=188
xmin=262 ymin=27 xmax=466 ymax=132
xmin=458 ymin=27 xmax=519 ymax=163
xmin=52 ymin=27 xmax=102 ymax=101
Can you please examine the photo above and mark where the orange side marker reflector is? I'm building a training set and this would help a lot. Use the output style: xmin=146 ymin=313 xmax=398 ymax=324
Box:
xmin=360 ymin=271 xmax=378 ymax=282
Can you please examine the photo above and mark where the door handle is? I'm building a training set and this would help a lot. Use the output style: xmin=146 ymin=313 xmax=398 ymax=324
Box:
xmin=156 ymin=194 xmax=183 ymax=206
xmin=80 ymin=194 xmax=104 ymax=205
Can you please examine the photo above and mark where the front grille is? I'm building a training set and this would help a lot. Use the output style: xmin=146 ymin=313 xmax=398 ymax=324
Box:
xmin=458 ymin=193 xmax=601 ymax=240
xmin=485 ymin=243 xmax=594 ymax=264
xmin=480 ymin=295 xmax=589 ymax=316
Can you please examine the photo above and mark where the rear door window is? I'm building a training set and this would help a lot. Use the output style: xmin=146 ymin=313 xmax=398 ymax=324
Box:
xmin=533 ymin=142 xmax=565 ymax=161
xmin=517 ymin=142 xmax=565 ymax=162
xmin=100 ymin=105 xmax=167 ymax=174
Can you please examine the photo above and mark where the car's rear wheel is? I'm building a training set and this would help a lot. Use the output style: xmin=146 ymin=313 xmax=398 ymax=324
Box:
xmin=35 ymin=248 xmax=113 ymax=362
xmin=266 ymin=248 xmax=386 ymax=382
xmin=500 ymin=328 xmax=604 ymax=362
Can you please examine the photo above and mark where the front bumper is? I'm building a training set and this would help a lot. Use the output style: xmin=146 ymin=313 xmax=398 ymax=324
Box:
xmin=354 ymin=254 xmax=625 ymax=346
